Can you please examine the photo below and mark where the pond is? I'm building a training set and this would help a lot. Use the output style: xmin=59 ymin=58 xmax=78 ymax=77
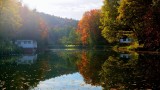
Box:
xmin=0 ymin=49 xmax=160 ymax=90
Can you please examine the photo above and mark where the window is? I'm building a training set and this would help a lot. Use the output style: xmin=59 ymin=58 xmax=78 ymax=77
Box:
xmin=24 ymin=41 xmax=27 ymax=44
xmin=123 ymin=38 xmax=126 ymax=41
xmin=28 ymin=41 xmax=31 ymax=44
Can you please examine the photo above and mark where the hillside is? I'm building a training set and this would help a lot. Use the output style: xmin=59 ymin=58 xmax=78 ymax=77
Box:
xmin=14 ymin=6 xmax=79 ymax=46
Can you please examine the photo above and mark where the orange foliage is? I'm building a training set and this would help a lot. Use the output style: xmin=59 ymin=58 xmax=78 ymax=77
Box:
xmin=77 ymin=51 xmax=89 ymax=72
xmin=77 ymin=51 xmax=90 ymax=82
xmin=77 ymin=51 xmax=101 ymax=85
xmin=77 ymin=9 xmax=101 ymax=45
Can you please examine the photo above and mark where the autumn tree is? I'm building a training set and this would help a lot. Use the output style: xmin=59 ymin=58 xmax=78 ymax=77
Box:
xmin=77 ymin=9 xmax=106 ymax=46
xmin=100 ymin=0 xmax=120 ymax=43
xmin=39 ymin=18 xmax=49 ymax=47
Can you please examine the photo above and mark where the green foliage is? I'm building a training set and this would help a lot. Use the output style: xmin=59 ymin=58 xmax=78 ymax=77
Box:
xmin=118 ymin=0 xmax=160 ymax=50
xmin=100 ymin=0 xmax=160 ymax=50
xmin=100 ymin=0 xmax=120 ymax=43
xmin=60 ymin=28 xmax=81 ymax=45
xmin=0 ymin=41 xmax=22 ymax=55
xmin=49 ymin=26 xmax=80 ymax=45
xmin=118 ymin=0 xmax=151 ymax=43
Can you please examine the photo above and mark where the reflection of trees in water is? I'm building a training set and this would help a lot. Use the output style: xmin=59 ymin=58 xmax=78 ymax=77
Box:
xmin=0 ymin=51 xmax=80 ymax=90
xmin=100 ymin=55 xmax=138 ymax=90
xmin=100 ymin=53 xmax=160 ymax=90
xmin=77 ymin=50 xmax=109 ymax=86
xmin=0 ymin=62 xmax=47 ymax=90
xmin=0 ymin=54 xmax=50 ymax=90
xmin=136 ymin=54 xmax=160 ymax=89
xmin=44 ymin=51 xmax=79 ymax=78
xmin=1 ymin=50 xmax=160 ymax=90
xmin=77 ymin=51 xmax=160 ymax=90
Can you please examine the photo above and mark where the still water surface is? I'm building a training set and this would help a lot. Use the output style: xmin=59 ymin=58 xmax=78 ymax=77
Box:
xmin=0 ymin=49 xmax=160 ymax=90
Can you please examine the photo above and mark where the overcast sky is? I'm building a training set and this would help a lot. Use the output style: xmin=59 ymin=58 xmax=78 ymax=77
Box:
xmin=21 ymin=0 xmax=103 ymax=20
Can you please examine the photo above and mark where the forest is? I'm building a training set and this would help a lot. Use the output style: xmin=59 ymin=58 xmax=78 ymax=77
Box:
xmin=0 ymin=0 xmax=160 ymax=53
xmin=77 ymin=0 xmax=160 ymax=51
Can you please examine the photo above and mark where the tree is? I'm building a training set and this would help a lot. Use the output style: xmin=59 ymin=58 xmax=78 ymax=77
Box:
xmin=77 ymin=9 xmax=106 ymax=46
xmin=60 ymin=28 xmax=81 ymax=45
xmin=100 ymin=0 xmax=120 ymax=43
xmin=0 ymin=0 xmax=21 ymax=53
xmin=39 ymin=18 xmax=49 ymax=46
xmin=118 ymin=0 xmax=151 ymax=43
xmin=143 ymin=0 xmax=160 ymax=50
xmin=15 ymin=5 xmax=50 ymax=48
xmin=0 ymin=0 xmax=21 ymax=40
xmin=17 ymin=5 xmax=41 ymax=41
xmin=118 ymin=0 xmax=160 ymax=50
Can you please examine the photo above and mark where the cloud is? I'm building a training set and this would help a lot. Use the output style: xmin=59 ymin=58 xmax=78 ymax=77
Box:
xmin=22 ymin=0 xmax=103 ymax=20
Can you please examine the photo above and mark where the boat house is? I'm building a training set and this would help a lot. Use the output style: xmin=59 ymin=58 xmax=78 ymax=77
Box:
xmin=15 ymin=40 xmax=37 ymax=53
xmin=120 ymin=38 xmax=132 ymax=43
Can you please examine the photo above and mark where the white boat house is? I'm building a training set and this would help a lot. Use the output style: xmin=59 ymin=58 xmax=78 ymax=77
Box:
xmin=15 ymin=40 xmax=37 ymax=53
xmin=120 ymin=38 xmax=132 ymax=43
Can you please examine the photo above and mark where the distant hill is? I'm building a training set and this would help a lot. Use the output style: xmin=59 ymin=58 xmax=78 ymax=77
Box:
xmin=38 ymin=12 xmax=78 ymax=29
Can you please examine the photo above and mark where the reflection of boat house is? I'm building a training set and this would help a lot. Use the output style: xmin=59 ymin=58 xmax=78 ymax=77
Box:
xmin=15 ymin=40 xmax=37 ymax=53
xmin=16 ymin=54 xmax=37 ymax=64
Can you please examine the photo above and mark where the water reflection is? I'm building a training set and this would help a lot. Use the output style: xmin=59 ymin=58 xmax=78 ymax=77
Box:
xmin=0 ymin=50 xmax=88 ymax=90
xmin=32 ymin=73 xmax=102 ymax=90
xmin=16 ymin=54 xmax=37 ymax=65
xmin=0 ymin=50 xmax=160 ymax=90
xmin=77 ymin=50 xmax=110 ymax=86
xmin=100 ymin=53 xmax=139 ymax=90
xmin=77 ymin=51 xmax=160 ymax=90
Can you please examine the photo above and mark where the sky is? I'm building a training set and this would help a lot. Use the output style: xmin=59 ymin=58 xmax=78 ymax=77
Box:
xmin=21 ymin=0 xmax=103 ymax=20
